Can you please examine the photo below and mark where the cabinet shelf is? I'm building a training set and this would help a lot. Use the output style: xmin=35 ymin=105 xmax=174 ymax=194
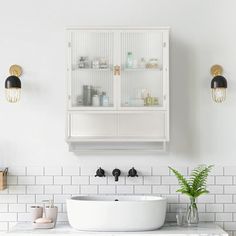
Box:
xmin=72 ymin=68 xmax=112 ymax=72
xmin=123 ymin=68 xmax=162 ymax=72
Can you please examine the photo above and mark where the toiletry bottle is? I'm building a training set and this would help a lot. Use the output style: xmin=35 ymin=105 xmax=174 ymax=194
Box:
xmin=43 ymin=200 xmax=58 ymax=227
xmin=31 ymin=206 xmax=43 ymax=223
xmin=126 ymin=52 xmax=133 ymax=68
xmin=102 ymin=92 xmax=109 ymax=106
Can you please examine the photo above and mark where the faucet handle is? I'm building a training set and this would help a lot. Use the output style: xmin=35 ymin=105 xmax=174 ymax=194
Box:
xmin=95 ymin=167 xmax=105 ymax=177
xmin=128 ymin=167 xmax=138 ymax=177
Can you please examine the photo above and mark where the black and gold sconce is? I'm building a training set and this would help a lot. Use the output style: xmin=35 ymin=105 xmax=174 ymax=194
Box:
xmin=5 ymin=65 xmax=22 ymax=103
xmin=210 ymin=64 xmax=227 ymax=103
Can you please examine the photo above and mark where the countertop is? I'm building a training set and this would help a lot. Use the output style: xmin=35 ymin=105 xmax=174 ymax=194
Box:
xmin=3 ymin=223 xmax=228 ymax=236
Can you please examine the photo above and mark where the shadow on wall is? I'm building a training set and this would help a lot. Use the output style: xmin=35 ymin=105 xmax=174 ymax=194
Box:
xmin=169 ymin=34 xmax=199 ymax=159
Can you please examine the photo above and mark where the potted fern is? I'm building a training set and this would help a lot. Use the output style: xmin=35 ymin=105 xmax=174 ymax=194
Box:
xmin=169 ymin=165 xmax=213 ymax=225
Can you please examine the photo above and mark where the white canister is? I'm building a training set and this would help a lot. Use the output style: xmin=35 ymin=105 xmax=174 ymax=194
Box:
xmin=92 ymin=95 xmax=100 ymax=106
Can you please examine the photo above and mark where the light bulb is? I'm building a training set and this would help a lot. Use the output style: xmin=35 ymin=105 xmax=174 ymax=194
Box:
xmin=211 ymin=88 xmax=226 ymax=103
xmin=5 ymin=88 xmax=21 ymax=103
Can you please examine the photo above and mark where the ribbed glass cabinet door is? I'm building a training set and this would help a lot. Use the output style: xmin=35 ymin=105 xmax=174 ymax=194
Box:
xmin=68 ymin=30 xmax=115 ymax=109
xmin=120 ymin=31 xmax=164 ymax=109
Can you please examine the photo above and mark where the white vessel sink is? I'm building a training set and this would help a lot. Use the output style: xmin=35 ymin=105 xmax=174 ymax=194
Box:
xmin=67 ymin=195 xmax=167 ymax=232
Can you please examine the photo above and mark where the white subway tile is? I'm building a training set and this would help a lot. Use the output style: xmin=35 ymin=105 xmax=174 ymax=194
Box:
xmin=54 ymin=195 xmax=71 ymax=204
xmin=216 ymin=213 xmax=232 ymax=221
xmin=90 ymin=176 xmax=107 ymax=185
xmin=62 ymin=203 xmax=67 ymax=213
xmin=7 ymin=176 xmax=17 ymax=185
xmin=225 ymin=186 xmax=236 ymax=194
xmin=27 ymin=166 xmax=43 ymax=176
xmin=152 ymin=166 xmax=169 ymax=176
xmin=207 ymin=176 xmax=215 ymax=185
xmin=216 ymin=195 xmax=232 ymax=203
xmin=63 ymin=185 xmax=79 ymax=194
xmin=0 ymin=204 xmax=8 ymax=212
xmin=225 ymin=204 xmax=236 ymax=212
xmin=9 ymin=186 xmax=26 ymax=194
xmin=0 ymin=189 xmax=8 ymax=195
xmin=116 ymin=186 xmax=134 ymax=194
xmin=161 ymin=176 xmax=178 ymax=185
xmin=126 ymin=176 xmax=143 ymax=185
xmin=206 ymin=204 xmax=223 ymax=212
xmin=80 ymin=166 xmax=96 ymax=176
xmin=170 ymin=185 xmax=181 ymax=194
xmin=45 ymin=185 xmax=62 ymax=194
xmin=0 ymin=222 xmax=8 ymax=231
xmin=199 ymin=213 xmax=215 ymax=221
xmin=0 ymin=195 xmax=17 ymax=203
xmin=162 ymin=195 xmax=179 ymax=204
xmin=207 ymin=185 xmax=224 ymax=194
xmin=144 ymin=176 xmax=161 ymax=185
xmin=152 ymin=185 xmax=169 ymax=194
xmin=197 ymin=204 xmax=206 ymax=213
xmin=209 ymin=166 xmax=224 ymax=176
xmin=36 ymin=176 xmax=53 ymax=185
xmin=197 ymin=195 xmax=215 ymax=203
xmin=72 ymin=176 xmax=89 ymax=185
xmin=224 ymin=166 xmax=236 ymax=176
xmin=27 ymin=185 xmax=44 ymax=194
xmin=63 ymin=166 xmax=79 ymax=176
xmin=9 ymin=166 xmax=26 ymax=176
xmin=170 ymin=166 xmax=188 ymax=176
xmin=57 ymin=213 xmax=68 ymax=222
xmin=44 ymin=166 xmax=62 ymax=176
xmin=134 ymin=185 xmax=151 ymax=194
xmin=169 ymin=204 xmax=187 ymax=213
xmin=17 ymin=213 xmax=31 ymax=222
xmin=36 ymin=195 xmax=53 ymax=203
xmin=81 ymin=186 xmax=98 ymax=195
xmin=9 ymin=204 xmax=26 ymax=213
xmin=18 ymin=195 xmax=35 ymax=204
xmin=18 ymin=176 xmax=35 ymax=185
xmin=54 ymin=176 xmax=71 ymax=185
xmin=224 ymin=222 xmax=236 ymax=231
xmin=165 ymin=213 xmax=176 ymax=222
xmin=216 ymin=176 xmax=232 ymax=185
xmin=0 ymin=213 xmax=17 ymax=222
xmin=99 ymin=185 xmax=116 ymax=194
xmin=108 ymin=176 xmax=125 ymax=185
xmin=135 ymin=166 xmax=152 ymax=176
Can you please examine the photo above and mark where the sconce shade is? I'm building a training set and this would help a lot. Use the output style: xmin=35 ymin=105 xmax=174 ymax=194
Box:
xmin=211 ymin=75 xmax=227 ymax=103
xmin=5 ymin=75 xmax=21 ymax=89
xmin=5 ymin=75 xmax=21 ymax=103
xmin=211 ymin=75 xmax=227 ymax=89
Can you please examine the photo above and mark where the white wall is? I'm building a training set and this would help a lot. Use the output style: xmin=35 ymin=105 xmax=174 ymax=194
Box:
xmin=0 ymin=0 xmax=235 ymax=167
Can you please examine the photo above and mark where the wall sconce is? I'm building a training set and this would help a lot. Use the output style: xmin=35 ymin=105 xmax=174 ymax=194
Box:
xmin=210 ymin=64 xmax=227 ymax=103
xmin=5 ymin=65 xmax=22 ymax=103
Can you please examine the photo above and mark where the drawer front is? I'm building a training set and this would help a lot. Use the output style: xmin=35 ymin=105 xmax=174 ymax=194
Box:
xmin=70 ymin=113 xmax=117 ymax=137
xmin=118 ymin=112 xmax=166 ymax=138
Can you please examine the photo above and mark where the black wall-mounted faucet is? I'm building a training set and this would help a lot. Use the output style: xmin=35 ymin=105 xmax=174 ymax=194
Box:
xmin=95 ymin=167 xmax=105 ymax=177
xmin=112 ymin=168 xmax=121 ymax=182
xmin=128 ymin=167 xmax=138 ymax=177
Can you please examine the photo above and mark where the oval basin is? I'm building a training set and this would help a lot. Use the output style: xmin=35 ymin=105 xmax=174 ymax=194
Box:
xmin=67 ymin=195 xmax=167 ymax=231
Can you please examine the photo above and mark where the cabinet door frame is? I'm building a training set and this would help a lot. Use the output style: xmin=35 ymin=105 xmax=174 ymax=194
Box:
xmin=67 ymin=29 xmax=117 ymax=111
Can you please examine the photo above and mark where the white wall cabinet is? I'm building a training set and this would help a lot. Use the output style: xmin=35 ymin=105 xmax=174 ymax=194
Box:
xmin=66 ymin=27 xmax=169 ymax=151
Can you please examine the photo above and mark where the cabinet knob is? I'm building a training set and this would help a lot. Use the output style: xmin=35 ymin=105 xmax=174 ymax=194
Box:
xmin=114 ymin=65 xmax=120 ymax=76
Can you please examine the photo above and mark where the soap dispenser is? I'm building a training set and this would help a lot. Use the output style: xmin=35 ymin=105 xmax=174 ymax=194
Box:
xmin=44 ymin=200 xmax=58 ymax=227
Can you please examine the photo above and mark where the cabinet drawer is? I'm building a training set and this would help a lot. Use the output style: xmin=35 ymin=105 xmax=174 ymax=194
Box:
xmin=118 ymin=112 xmax=166 ymax=138
xmin=70 ymin=113 xmax=117 ymax=137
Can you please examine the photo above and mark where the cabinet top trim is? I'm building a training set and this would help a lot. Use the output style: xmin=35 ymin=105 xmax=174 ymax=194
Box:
xmin=66 ymin=26 xmax=170 ymax=31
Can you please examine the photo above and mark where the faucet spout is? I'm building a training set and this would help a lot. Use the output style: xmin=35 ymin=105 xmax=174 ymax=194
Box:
xmin=112 ymin=169 xmax=121 ymax=182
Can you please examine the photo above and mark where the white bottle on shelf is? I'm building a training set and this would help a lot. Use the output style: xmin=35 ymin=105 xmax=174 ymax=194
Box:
xmin=126 ymin=52 xmax=133 ymax=68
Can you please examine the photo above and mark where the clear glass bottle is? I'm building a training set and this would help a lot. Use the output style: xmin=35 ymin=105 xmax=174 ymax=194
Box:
xmin=126 ymin=52 xmax=133 ymax=68
xmin=186 ymin=197 xmax=199 ymax=225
